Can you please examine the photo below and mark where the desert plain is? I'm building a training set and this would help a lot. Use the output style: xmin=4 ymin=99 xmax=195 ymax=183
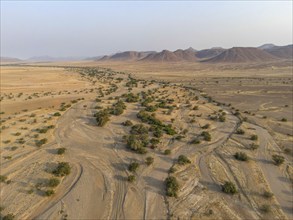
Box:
xmin=0 ymin=58 xmax=292 ymax=220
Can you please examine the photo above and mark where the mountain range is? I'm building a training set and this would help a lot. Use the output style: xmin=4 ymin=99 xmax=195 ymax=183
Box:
xmin=96 ymin=44 xmax=292 ymax=63
xmin=1 ymin=44 xmax=292 ymax=64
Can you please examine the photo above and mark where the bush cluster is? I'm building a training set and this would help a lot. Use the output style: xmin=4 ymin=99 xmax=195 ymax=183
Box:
xmin=222 ymin=181 xmax=237 ymax=194
xmin=52 ymin=162 xmax=71 ymax=177
xmin=95 ymin=109 xmax=110 ymax=127
xmin=177 ymin=155 xmax=191 ymax=165
xmin=234 ymin=152 xmax=248 ymax=161
xmin=272 ymin=155 xmax=284 ymax=166
xmin=109 ymin=100 xmax=126 ymax=116
xmin=165 ymin=176 xmax=179 ymax=197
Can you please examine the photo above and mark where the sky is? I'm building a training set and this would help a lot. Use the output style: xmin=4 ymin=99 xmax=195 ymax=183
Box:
xmin=1 ymin=1 xmax=292 ymax=59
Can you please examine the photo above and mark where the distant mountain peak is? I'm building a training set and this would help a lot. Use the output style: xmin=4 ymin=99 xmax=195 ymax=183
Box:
xmin=258 ymin=44 xmax=276 ymax=50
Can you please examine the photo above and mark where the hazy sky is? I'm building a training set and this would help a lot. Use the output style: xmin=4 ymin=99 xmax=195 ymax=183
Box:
xmin=1 ymin=1 xmax=292 ymax=59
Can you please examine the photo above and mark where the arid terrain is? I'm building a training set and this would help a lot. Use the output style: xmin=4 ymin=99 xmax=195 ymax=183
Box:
xmin=0 ymin=58 xmax=292 ymax=220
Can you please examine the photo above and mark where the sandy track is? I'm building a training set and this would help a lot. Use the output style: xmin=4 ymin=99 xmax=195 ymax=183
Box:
xmin=249 ymin=123 xmax=293 ymax=219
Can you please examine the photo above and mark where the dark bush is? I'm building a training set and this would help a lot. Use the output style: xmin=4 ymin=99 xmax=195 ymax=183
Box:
xmin=36 ymin=138 xmax=48 ymax=147
xmin=234 ymin=152 xmax=248 ymax=161
xmin=52 ymin=162 xmax=71 ymax=176
xmin=44 ymin=189 xmax=55 ymax=196
xmin=95 ymin=109 xmax=110 ymax=127
xmin=190 ymin=138 xmax=201 ymax=144
xmin=272 ymin=155 xmax=285 ymax=166
xmin=164 ymin=149 xmax=171 ymax=155
xmin=2 ymin=213 xmax=15 ymax=220
xmin=57 ymin=148 xmax=66 ymax=155
xmin=165 ymin=176 xmax=179 ymax=197
xmin=201 ymin=131 xmax=211 ymax=141
xmin=128 ymin=162 xmax=140 ymax=172
xmin=250 ymin=135 xmax=258 ymax=141
xmin=145 ymin=157 xmax=154 ymax=166
xmin=53 ymin=112 xmax=61 ymax=117
xmin=0 ymin=175 xmax=7 ymax=183
xmin=201 ymin=124 xmax=210 ymax=129
xmin=47 ymin=178 xmax=60 ymax=187
xmin=177 ymin=155 xmax=191 ymax=165
xmin=127 ymin=175 xmax=136 ymax=182
xmin=122 ymin=120 xmax=133 ymax=126
xmin=222 ymin=181 xmax=237 ymax=194
xmin=236 ymin=129 xmax=245 ymax=135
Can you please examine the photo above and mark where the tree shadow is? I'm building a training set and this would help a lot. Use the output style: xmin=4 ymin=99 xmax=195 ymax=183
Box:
xmin=199 ymin=180 xmax=221 ymax=192
xmin=114 ymin=174 xmax=127 ymax=182
xmin=46 ymin=148 xmax=57 ymax=154
xmin=143 ymin=176 xmax=165 ymax=195
xmin=256 ymin=158 xmax=272 ymax=165
xmin=278 ymin=176 xmax=291 ymax=183
xmin=111 ymin=162 xmax=127 ymax=172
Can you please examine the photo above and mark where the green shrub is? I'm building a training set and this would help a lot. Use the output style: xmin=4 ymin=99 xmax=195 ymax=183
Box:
xmin=250 ymin=135 xmax=258 ymax=141
xmin=36 ymin=138 xmax=48 ymax=147
xmin=122 ymin=120 xmax=133 ymax=126
xmin=145 ymin=105 xmax=157 ymax=112
xmin=165 ymin=176 xmax=179 ymax=197
xmin=52 ymin=162 xmax=71 ymax=176
xmin=109 ymin=100 xmax=126 ymax=115
xmin=168 ymin=167 xmax=176 ymax=174
xmin=44 ymin=189 xmax=55 ymax=196
xmin=201 ymin=124 xmax=210 ymax=129
xmin=260 ymin=204 xmax=271 ymax=213
xmin=164 ymin=149 xmax=171 ymax=155
xmin=126 ymin=134 xmax=148 ymax=154
xmin=128 ymin=162 xmax=140 ymax=172
xmin=95 ymin=109 xmax=110 ymax=127
xmin=124 ymin=93 xmax=139 ymax=102
xmin=219 ymin=115 xmax=226 ymax=122
xmin=190 ymin=138 xmax=201 ymax=144
xmin=57 ymin=148 xmax=66 ymax=155
xmin=272 ymin=155 xmax=285 ymax=166
xmin=222 ymin=181 xmax=237 ymax=194
xmin=145 ymin=157 xmax=154 ymax=166
xmin=2 ymin=213 xmax=15 ymax=220
xmin=236 ymin=129 xmax=245 ymax=135
xmin=281 ymin=118 xmax=287 ymax=122
xmin=53 ymin=112 xmax=61 ymax=116
xmin=201 ymin=131 xmax=211 ymax=141
xmin=0 ymin=175 xmax=7 ymax=182
xmin=234 ymin=152 xmax=248 ymax=161
xmin=127 ymin=175 xmax=136 ymax=182
xmin=250 ymin=143 xmax=259 ymax=150
xmin=263 ymin=191 xmax=273 ymax=199
xmin=47 ymin=178 xmax=60 ymax=187
xmin=131 ymin=124 xmax=148 ymax=135
xmin=178 ymin=155 xmax=191 ymax=165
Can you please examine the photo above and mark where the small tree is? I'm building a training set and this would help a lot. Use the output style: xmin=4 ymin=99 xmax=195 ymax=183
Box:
xmin=52 ymin=162 xmax=71 ymax=176
xmin=164 ymin=149 xmax=171 ymax=155
xmin=127 ymin=175 xmax=136 ymax=182
xmin=44 ymin=189 xmax=55 ymax=196
xmin=272 ymin=155 xmax=285 ymax=166
xmin=201 ymin=131 xmax=211 ymax=141
xmin=236 ymin=129 xmax=245 ymax=135
xmin=47 ymin=178 xmax=60 ymax=187
xmin=145 ymin=157 xmax=154 ymax=166
xmin=2 ymin=213 xmax=15 ymax=220
xmin=234 ymin=152 xmax=248 ymax=161
xmin=222 ymin=181 xmax=237 ymax=194
xmin=250 ymin=135 xmax=258 ymax=141
xmin=165 ymin=176 xmax=179 ymax=197
xmin=128 ymin=162 xmax=140 ymax=172
xmin=57 ymin=148 xmax=66 ymax=155
xmin=177 ymin=155 xmax=191 ymax=165
xmin=263 ymin=191 xmax=273 ymax=199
